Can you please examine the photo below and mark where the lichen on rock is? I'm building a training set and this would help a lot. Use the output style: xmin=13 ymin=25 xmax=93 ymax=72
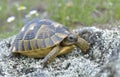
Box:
xmin=0 ymin=27 xmax=120 ymax=77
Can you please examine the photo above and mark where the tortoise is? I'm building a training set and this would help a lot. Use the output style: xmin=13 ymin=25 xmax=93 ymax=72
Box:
xmin=10 ymin=18 xmax=89 ymax=67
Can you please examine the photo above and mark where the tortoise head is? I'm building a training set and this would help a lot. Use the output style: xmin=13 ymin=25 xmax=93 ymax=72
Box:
xmin=61 ymin=33 xmax=89 ymax=52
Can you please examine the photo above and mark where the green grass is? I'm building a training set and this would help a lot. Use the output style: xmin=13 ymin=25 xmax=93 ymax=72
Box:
xmin=0 ymin=0 xmax=41 ymax=39
xmin=47 ymin=0 xmax=118 ymax=26
xmin=0 ymin=0 xmax=120 ymax=40
xmin=0 ymin=30 xmax=18 ymax=41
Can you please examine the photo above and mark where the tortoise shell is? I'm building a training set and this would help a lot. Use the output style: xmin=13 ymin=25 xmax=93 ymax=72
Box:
xmin=11 ymin=18 xmax=70 ymax=53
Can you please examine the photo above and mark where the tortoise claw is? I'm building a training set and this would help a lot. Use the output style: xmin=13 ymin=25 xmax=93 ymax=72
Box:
xmin=41 ymin=58 xmax=49 ymax=68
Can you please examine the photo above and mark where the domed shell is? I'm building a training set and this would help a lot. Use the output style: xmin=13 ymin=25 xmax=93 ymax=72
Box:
xmin=11 ymin=18 xmax=70 ymax=52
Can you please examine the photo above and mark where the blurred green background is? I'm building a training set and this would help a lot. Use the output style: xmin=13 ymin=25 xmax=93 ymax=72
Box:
xmin=0 ymin=0 xmax=120 ymax=40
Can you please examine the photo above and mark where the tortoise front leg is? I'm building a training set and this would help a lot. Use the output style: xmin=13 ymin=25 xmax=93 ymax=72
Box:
xmin=42 ymin=45 xmax=61 ymax=67
xmin=42 ymin=45 xmax=75 ymax=68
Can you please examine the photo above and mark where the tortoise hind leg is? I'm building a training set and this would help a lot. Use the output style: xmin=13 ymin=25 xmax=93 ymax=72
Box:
xmin=42 ymin=45 xmax=61 ymax=68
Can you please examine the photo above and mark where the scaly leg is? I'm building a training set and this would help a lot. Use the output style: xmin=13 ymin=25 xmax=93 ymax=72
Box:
xmin=42 ymin=45 xmax=61 ymax=68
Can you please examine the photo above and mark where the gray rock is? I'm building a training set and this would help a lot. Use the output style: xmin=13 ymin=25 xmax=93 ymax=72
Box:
xmin=0 ymin=27 xmax=120 ymax=77
xmin=95 ymin=58 xmax=120 ymax=77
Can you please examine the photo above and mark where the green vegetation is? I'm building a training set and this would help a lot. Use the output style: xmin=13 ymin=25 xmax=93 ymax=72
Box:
xmin=0 ymin=0 xmax=120 ymax=39
xmin=48 ymin=0 xmax=117 ymax=26
xmin=0 ymin=30 xmax=18 ymax=40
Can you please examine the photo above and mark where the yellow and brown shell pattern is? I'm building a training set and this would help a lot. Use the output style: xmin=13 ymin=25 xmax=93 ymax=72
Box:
xmin=11 ymin=18 xmax=70 ymax=52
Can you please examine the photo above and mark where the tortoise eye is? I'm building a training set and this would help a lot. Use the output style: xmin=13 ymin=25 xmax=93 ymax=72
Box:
xmin=68 ymin=36 xmax=74 ymax=40
xmin=67 ymin=34 xmax=77 ymax=42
